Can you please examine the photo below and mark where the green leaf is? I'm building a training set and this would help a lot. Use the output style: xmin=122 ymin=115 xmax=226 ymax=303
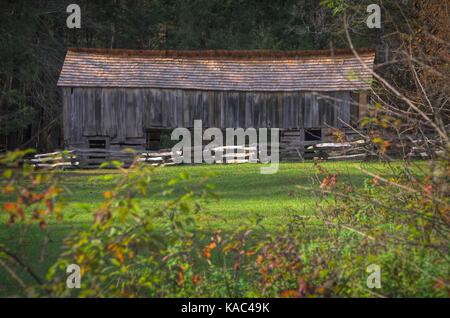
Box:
xmin=167 ymin=178 xmax=179 ymax=186
xmin=3 ymin=169 xmax=13 ymax=179
xmin=99 ymin=162 xmax=110 ymax=168
xmin=179 ymin=171 xmax=189 ymax=180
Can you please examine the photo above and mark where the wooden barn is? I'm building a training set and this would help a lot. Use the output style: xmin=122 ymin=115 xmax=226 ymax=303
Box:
xmin=57 ymin=48 xmax=375 ymax=164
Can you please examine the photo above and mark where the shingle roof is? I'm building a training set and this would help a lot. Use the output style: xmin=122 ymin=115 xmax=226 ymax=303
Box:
xmin=57 ymin=48 xmax=375 ymax=91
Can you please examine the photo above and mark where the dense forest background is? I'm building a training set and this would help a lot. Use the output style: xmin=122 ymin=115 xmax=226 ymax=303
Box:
xmin=0 ymin=0 xmax=447 ymax=151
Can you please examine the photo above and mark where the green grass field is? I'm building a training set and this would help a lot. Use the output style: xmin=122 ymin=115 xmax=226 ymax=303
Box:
xmin=0 ymin=161 xmax=427 ymax=296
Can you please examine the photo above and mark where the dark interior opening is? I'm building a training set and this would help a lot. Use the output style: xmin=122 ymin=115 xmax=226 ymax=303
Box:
xmin=145 ymin=129 xmax=162 ymax=150
xmin=304 ymin=129 xmax=322 ymax=142
xmin=88 ymin=139 xmax=106 ymax=149
xmin=87 ymin=138 xmax=107 ymax=166
xmin=350 ymin=92 xmax=360 ymax=126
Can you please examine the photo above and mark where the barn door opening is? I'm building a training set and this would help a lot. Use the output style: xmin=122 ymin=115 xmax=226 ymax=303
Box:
xmin=145 ymin=128 xmax=180 ymax=150
xmin=145 ymin=129 xmax=162 ymax=150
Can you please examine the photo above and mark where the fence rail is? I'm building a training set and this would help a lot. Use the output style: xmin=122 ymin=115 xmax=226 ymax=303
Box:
xmin=24 ymin=133 xmax=438 ymax=169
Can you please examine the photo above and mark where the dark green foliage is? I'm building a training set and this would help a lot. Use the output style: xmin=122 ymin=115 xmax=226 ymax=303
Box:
xmin=1 ymin=150 xmax=447 ymax=297
xmin=0 ymin=0 xmax=383 ymax=151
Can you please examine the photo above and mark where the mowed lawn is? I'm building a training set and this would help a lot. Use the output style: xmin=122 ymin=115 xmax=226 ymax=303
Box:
xmin=0 ymin=161 xmax=425 ymax=296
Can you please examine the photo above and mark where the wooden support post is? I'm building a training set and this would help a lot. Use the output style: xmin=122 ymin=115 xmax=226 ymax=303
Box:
xmin=358 ymin=92 xmax=368 ymax=123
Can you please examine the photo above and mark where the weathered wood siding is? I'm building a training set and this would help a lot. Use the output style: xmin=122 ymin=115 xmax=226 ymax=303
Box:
xmin=62 ymin=87 xmax=352 ymax=147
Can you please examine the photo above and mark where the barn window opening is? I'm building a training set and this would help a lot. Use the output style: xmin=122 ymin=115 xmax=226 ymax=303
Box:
xmin=86 ymin=138 xmax=108 ymax=167
xmin=88 ymin=138 xmax=106 ymax=149
xmin=304 ymin=129 xmax=322 ymax=142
